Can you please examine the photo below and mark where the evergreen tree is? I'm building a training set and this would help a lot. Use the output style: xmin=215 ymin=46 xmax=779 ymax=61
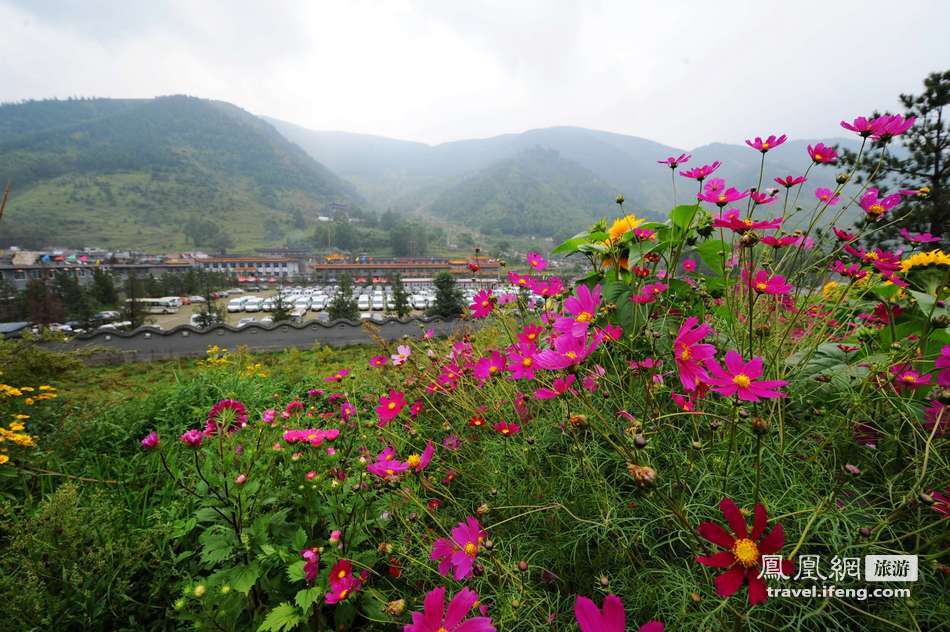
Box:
xmin=90 ymin=268 xmax=118 ymax=306
xmin=122 ymin=272 xmax=147 ymax=329
xmin=23 ymin=280 xmax=64 ymax=325
xmin=52 ymin=272 xmax=94 ymax=325
xmin=271 ymin=286 xmax=293 ymax=323
xmin=391 ymin=273 xmax=411 ymax=318
xmin=427 ymin=272 xmax=464 ymax=318
xmin=193 ymin=280 xmax=225 ymax=329
xmin=836 ymin=70 xmax=948 ymax=246
xmin=328 ymin=274 xmax=359 ymax=321
xmin=0 ymin=278 xmax=21 ymax=321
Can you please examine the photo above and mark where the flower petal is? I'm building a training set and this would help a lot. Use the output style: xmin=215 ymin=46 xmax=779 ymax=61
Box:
xmin=758 ymin=523 xmax=785 ymax=554
xmin=696 ymin=551 xmax=736 ymax=568
xmin=602 ymin=595 xmax=625 ymax=632
xmin=751 ymin=504 xmax=768 ymax=541
xmin=698 ymin=521 xmax=736 ymax=549
xmin=746 ymin=569 xmax=768 ymax=605
xmin=720 ymin=498 xmax=747 ymax=538
xmin=444 ymin=587 xmax=478 ymax=629
xmin=714 ymin=565 xmax=746 ymax=598
xmin=574 ymin=596 xmax=602 ymax=632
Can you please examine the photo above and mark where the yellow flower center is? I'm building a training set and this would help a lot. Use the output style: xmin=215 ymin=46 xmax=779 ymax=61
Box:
xmin=868 ymin=203 xmax=885 ymax=216
xmin=489 ymin=365 xmax=498 ymax=374
xmin=438 ymin=628 xmax=448 ymax=632
xmin=501 ymin=428 xmax=510 ymax=435
xmin=761 ymin=142 xmax=770 ymax=150
xmin=481 ymin=300 xmax=490 ymax=307
xmin=813 ymin=153 xmax=822 ymax=161
xmin=387 ymin=401 xmax=396 ymax=410
xmin=566 ymin=351 xmax=578 ymax=359
xmin=527 ymin=333 xmax=537 ymax=340
xmin=732 ymin=373 xmax=751 ymax=388
xmin=522 ymin=357 xmax=533 ymax=367
xmin=733 ymin=538 xmax=760 ymax=567
xmin=820 ymin=194 xmax=829 ymax=200
xmin=901 ymin=374 xmax=917 ymax=383
xmin=407 ymin=454 xmax=421 ymax=467
xmin=338 ymin=570 xmax=347 ymax=579
xmin=755 ymin=282 xmax=768 ymax=292
xmin=464 ymin=542 xmax=478 ymax=557
xmin=339 ymin=589 xmax=349 ymax=599
xmin=385 ymin=468 xmax=395 ymax=475
xmin=576 ymin=311 xmax=593 ymax=323
xmin=718 ymin=194 xmax=727 ymax=203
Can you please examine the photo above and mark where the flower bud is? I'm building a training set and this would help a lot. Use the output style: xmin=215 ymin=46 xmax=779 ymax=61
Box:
xmin=627 ymin=463 xmax=657 ymax=487
xmin=193 ymin=584 xmax=206 ymax=598
xmin=634 ymin=435 xmax=647 ymax=448
xmin=517 ymin=560 xmax=529 ymax=572
xmin=385 ymin=599 xmax=406 ymax=616
xmin=234 ymin=473 xmax=248 ymax=485
xmin=836 ymin=173 xmax=849 ymax=184
xmin=751 ymin=417 xmax=769 ymax=435
xmin=615 ymin=194 xmax=625 ymax=206
xmin=598 ymin=575 xmax=610 ymax=587
xmin=918 ymin=492 xmax=935 ymax=505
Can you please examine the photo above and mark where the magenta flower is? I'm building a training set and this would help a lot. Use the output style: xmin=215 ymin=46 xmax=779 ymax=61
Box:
xmin=698 ymin=178 xmax=749 ymax=207
xmin=370 ymin=355 xmax=389 ymax=367
xmin=705 ymin=351 xmax=788 ymax=402
xmin=518 ymin=323 xmax=544 ymax=345
xmin=890 ymin=364 xmax=932 ymax=392
xmin=430 ymin=516 xmax=487 ymax=581
xmin=474 ymin=351 xmax=507 ymax=383
xmin=899 ymin=227 xmax=942 ymax=244
xmin=392 ymin=344 xmax=412 ymax=365
xmin=859 ymin=188 xmax=902 ymax=220
xmin=205 ymin=399 xmax=248 ymax=434
xmin=931 ymin=485 xmax=950 ymax=519
xmin=301 ymin=548 xmax=320 ymax=584
xmin=325 ymin=559 xmax=367 ymax=604
xmin=713 ymin=208 xmax=781 ymax=233
xmin=507 ymin=271 xmax=532 ymax=290
xmin=534 ymin=374 xmax=577 ymax=400
xmin=404 ymin=586 xmax=496 ymax=632
xmin=630 ymin=282 xmax=668 ymax=304
xmin=470 ymin=290 xmax=495 ymax=319
xmin=745 ymin=269 xmax=793 ymax=296
xmin=658 ymin=153 xmax=691 ymax=169
xmin=831 ymin=260 xmax=868 ymax=280
xmin=924 ymin=401 xmax=948 ymax=437
xmin=575 ymin=594 xmax=664 ymax=632
xmin=745 ymin=134 xmax=787 ymax=153
xmin=774 ymin=175 xmax=806 ymax=188
xmin=493 ymin=421 xmax=521 ymax=437
xmin=832 ymin=226 xmax=857 ymax=242
xmin=936 ymin=346 xmax=950 ymax=387
xmin=760 ymin=235 xmax=798 ymax=249
xmin=674 ymin=317 xmax=717 ymax=392
xmin=815 ymin=187 xmax=841 ymax=206
xmin=841 ymin=116 xmax=877 ymax=138
xmin=140 ymin=431 xmax=160 ymax=450
xmin=807 ymin=143 xmax=838 ymax=164
xmin=324 ymin=368 xmax=350 ymax=382
xmin=680 ymin=161 xmax=721 ymax=181
xmin=407 ymin=440 xmax=435 ymax=473
xmin=180 ymin=429 xmax=203 ymax=448
xmin=682 ymin=258 xmax=697 ymax=273
xmin=375 ymin=389 xmax=407 ymax=426
xmin=535 ymin=334 xmax=596 ymax=370
xmin=554 ymin=283 xmax=601 ymax=339
xmin=340 ymin=401 xmax=356 ymax=421
xmin=367 ymin=446 xmax=410 ymax=479
xmin=750 ymin=191 xmax=777 ymax=206
xmin=530 ymin=275 xmax=564 ymax=297
xmin=409 ymin=399 xmax=424 ymax=418
xmin=526 ymin=251 xmax=548 ymax=271
xmin=507 ymin=343 xmax=539 ymax=380
xmin=870 ymin=114 xmax=915 ymax=142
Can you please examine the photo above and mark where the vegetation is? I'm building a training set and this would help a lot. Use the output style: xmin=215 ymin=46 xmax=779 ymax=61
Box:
xmin=426 ymin=272 xmax=464 ymax=318
xmin=390 ymin=274 xmax=411 ymax=319
xmin=327 ymin=274 xmax=359 ymax=321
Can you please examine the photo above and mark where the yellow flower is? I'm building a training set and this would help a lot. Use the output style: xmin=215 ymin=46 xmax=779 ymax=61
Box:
xmin=9 ymin=422 xmax=24 ymax=432
xmin=606 ymin=214 xmax=645 ymax=244
xmin=0 ymin=454 xmax=9 ymax=465
xmin=822 ymin=281 xmax=841 ymax=301
xmin=900 ymin=249 xmax=950 ymax=273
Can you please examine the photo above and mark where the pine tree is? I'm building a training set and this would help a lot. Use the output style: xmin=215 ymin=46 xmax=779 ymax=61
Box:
xmin=122 ymin=272 xmax=147 ymax=329
xmin=391 ymin=273 xmax=411 ymax=318
xmin=90 ymin=268 xmax=118 ymax=306
xmin=193 ymin=279 xmax=225 ymax=329
xmin=271 ymin=286 xmax=293 ymax=323
xmin=427 ymin=272 xmax=464 ymax=318
xmin=328 ymin=274 xmax=359 ymax=321
xmin=835 ymin=70 xmax=948 ymax=246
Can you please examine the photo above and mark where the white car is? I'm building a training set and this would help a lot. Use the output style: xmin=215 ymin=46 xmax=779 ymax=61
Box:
xmin=227 ymin=298 xmax=248 ymax=312
xmin=244 ymin=298 xmax=263 ymax=312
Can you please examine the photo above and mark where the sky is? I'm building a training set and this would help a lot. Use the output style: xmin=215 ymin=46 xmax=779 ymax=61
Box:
xmin=0 ymin=0 xmax=947 ymax=149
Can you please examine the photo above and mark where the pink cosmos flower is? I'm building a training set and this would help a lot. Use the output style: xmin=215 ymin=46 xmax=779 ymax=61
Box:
xmin=807 ymin=143 xmax=838 ymax=164
xmin=705 ymin=351 xmax=788 ymax=402
xmin=575 ymin=594 xmax=663 ymax=632
xmin=833 ymin=227 xmax=857 ymax=242
xmin=493 ymin=421 xmax=521 ymax=437
xmin=430 ymin=516 xmax=487 ymax=581
xmin=674 ymin=317 xmax=717 ymax=391
xmin=518 ymin=323 xmax=545 ymax=345
xmin=760 ymin=235 xmax=798 ymax=249
xmin=302 ymin=548 xmax=320 ymax=584
xmin=506 ymin=343 xmax=538 ymax=380
xmin=831 ymin=260 xmax=868 ymax=280
xmin=370 ymin=355 xmax=388 ymax=367
xmin=698 ymin=178 xmax=749 ymax=207
xmin=526 ymin=251 xmax=548 ymax=271
xmin=470 ymin=290 xmax=495 ymax=319
xmin=534 ymin=374 xmax=577 ymax=400
xmin=680 ymin=161 xmax=721 ymax=181
xmin=890 ymin=364 xmax=932 ymax=392
xmin=899 ymin=227 xmax=942 ymax=244
xmin=630 ymin=282 xmax=668 ymax=304
xmin=409 ymin=399 xmax=424 ymax=418
xmin=340 ymin=402 xmax=356 ymax=421
xmin=870 ymin=114 xmax=915 ymax=142
xmin=815 ymin=187 xmax=841 ymax=206
xmin=554 ymin=283 xmax=601 ymax=339
xmin=324 ymin=368 xmax=350 ymax=382
xmin=473 ymin=351 xmax=507 ymax=383
xmin=180 ymin=429 xmax=203 ymax=448
xmin=682 ymin=258 xmax=697 ymax=273
xmin=375 ymin=389 xmax=408 ymax=426
xmin=744 ymin=269 xmax=793 ymax=296
xmin=507 ymin=271 xmax=532 ymax=290
xmin=140 ymin=431 xmax=160 ymax=450
xmin=424 ymin=329 xmax=435 ymax=340
xmin=713 ymin=208 xmax=782 ymax=233
xmin=936 ymin=346 xmax=950 ymax=387
xmin=530 ymin=275 xmax=564 ymax=298
xmin=774 ymin=175 xmax=806 ymax=188
xmin=367 ymin=446 xmax=410 ymax=479
xmin=535 ymin=334 xmax=596 ymax=370
xmin=930 ymin=485 xmax=950 ymax=519
xmin=325 ymin=559 xmax=367 ymax=604
xmin=745 ymin=134 xmax=787 ymax=153
xmin=405 ymin=586 xmax=496 ymax=632
xmin=924 ymin=401 xmax=948 ymax=437
xmin=658 ymin=153 xmax=691 ymax=168
xmin=859 ymin=188 xmax=902 ymax=221
xmin=750 ymin=191 xmax=777 ymax=206
xmin=407 ymin=441 xmax=435 ymax=473
xmin=840 ymin=116 xmax=877 ymax=137
xmin=392 ymin=344 xmax=411 ymax=365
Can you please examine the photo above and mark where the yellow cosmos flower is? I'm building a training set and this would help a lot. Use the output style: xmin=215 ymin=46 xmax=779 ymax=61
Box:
xmin=606 ymin=214 xmax=645 ymax=244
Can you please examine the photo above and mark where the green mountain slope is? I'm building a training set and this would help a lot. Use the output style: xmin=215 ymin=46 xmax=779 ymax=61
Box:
xmin=427 ymin=147 xmax=618 ymax=239
xmin=0 ymin=96 xmax=359 ymax=250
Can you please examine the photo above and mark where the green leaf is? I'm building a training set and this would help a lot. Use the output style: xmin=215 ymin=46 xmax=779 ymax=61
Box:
xmin=199 ymin=527 xmax=236 ymax=567
xmin=292 ymin=528 xmax=308 ymax=551
xmin=870 ymin=283 xmax=902 ymax=301
xmin=669 ymin=204 xmax=699 ymax=231
xmin=258 ymin=603 xmax=302 ymax=632
xmin=286 ymin=560 xmax=307 ymax=583
xmin=295 ymin=587 xmax=322 ymax=615
xmin=230 ymin=562 xmax=261 ymax=595
xmin=168 ymin=517 xmax=197 ymax=539
xmin=552 ymin=233 xmax=589 ymax=255
xmin=697 ymin=238 xmax=727 ymax=276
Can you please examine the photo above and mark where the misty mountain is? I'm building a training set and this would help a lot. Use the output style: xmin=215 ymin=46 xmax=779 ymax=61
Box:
xmin=0 ymin=96 xmax=360 ymax=250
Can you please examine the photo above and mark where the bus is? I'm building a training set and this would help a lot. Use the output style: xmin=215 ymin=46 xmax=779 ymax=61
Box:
xmin=126 ymin=297 xmax=181 ymax=314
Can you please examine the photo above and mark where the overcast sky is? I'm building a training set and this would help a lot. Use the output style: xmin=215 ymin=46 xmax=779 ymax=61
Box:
xmin=0 ymin=0 xmax=946 ymax=149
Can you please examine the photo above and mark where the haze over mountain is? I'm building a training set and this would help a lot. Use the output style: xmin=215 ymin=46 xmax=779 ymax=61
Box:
xmin=0 ymin=96 xmax=359 ymax=250
xmin=267 ymin=116 xmax=861 ymax=235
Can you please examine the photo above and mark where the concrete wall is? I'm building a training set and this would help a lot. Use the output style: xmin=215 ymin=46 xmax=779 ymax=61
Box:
xmin=40 ymin=317 xmax=470 ymax=365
